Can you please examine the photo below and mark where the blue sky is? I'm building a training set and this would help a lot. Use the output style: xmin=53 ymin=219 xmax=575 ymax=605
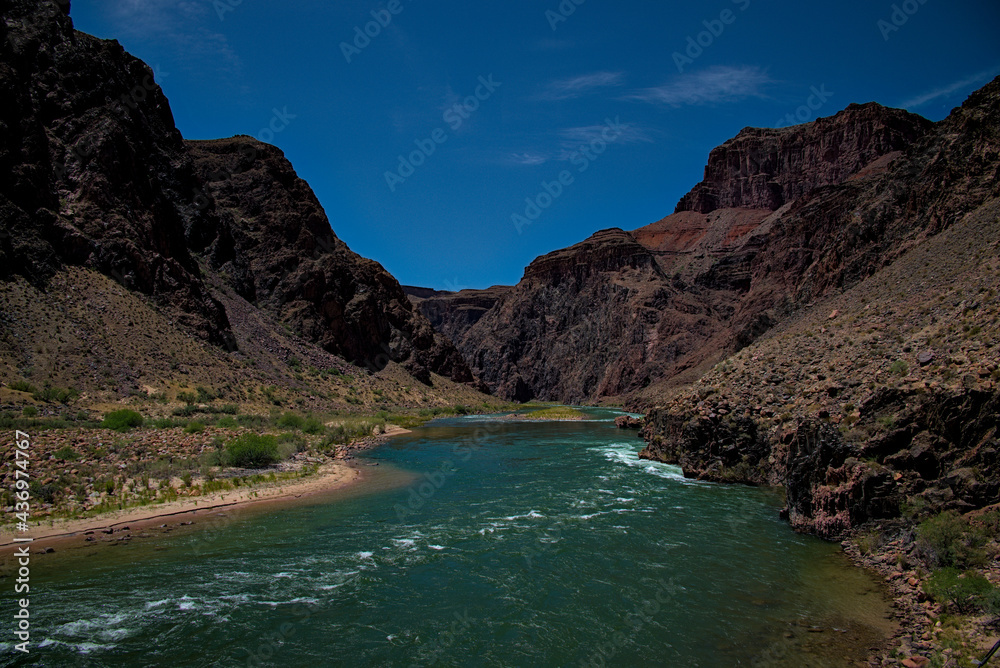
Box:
xmin=69 ymin=0 xmax=1000 ymax=291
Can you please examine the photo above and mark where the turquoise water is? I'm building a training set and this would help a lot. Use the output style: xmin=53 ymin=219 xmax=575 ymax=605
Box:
xmin=1 ymin=410 xmax=892 ymax=666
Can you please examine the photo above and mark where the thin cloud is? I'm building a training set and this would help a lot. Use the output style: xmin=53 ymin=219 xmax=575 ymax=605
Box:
xmin=539 ymin=71 xmax=626 ymax=101
xmin=507 ymin=152 xmax=550 ymax=166
xmin=899 ymin=69 xmax=998 ymax=109
xmin=104 ymin=0 xmax=242 ymax=78
xmin=558 ymin=123 xmax=651 ymax=146
xmin=625 ymin=65 xmax=771 ymax=107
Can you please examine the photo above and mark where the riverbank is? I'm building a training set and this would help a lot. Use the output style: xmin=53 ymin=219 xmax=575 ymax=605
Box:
xmin=0 ymin=424 xmax=414 ymax=552
xmin=841 ymin=521 xmax=1000 ymax=668
xmin=0 ymin=460 xmax=361 ymax=550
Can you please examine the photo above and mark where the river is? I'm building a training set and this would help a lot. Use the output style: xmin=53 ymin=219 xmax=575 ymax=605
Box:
xmin=2 ymin=409 xmax=894 ymax=666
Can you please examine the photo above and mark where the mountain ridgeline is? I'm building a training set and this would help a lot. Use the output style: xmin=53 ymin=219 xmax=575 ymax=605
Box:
xmin=411 ymin=101 xmax=941 ymax=403
xmin=0 ymin=0 xmax=479 ymax=392
xmin=411 ymin=77 xmax=1000 ymax=537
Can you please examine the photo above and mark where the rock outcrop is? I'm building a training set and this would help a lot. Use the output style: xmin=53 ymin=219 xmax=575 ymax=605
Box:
xmin=416 ymin=100 xmax=937 ymax=403
xmin=0 ymin=0 xmax=479 ymax=388
xmin=185 ymin=138 xmax=479 ymax=386
xmin=674 ymin=103 xmax=933 ymax=214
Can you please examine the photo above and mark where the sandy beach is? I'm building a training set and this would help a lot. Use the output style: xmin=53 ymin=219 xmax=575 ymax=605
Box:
xmin=0 ymin=460 xmax=363 ymax=552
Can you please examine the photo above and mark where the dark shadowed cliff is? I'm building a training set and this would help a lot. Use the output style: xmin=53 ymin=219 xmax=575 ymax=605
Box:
xmin=0 ymin=0 xmax=480 ymax=392
xmin=418 ymin=102 xmax=937 ymax=403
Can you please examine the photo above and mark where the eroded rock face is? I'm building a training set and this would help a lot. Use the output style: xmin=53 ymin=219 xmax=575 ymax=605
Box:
xmin=418 ymin=80 xmax=999 ymax=410
xmin=674 ymin=103 xmax=933 ymax=214
xmin=640 ymin=387 xmax=1000 ymax=539
xmin=0 ymin=0 xmax=233 ymax=346
xmin=185 ymin=139 xmax=479 ymax=386
xmin=0 ymin=1 xmax=480 ymax=387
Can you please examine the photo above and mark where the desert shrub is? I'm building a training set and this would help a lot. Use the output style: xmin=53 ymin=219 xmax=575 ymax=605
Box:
xmin=236 ymin=414 xmax=268 ymax=428
xmin=302 ymin=417 xmax=325 ymax=435
xmin=177 ymin=391 xmax=198 ymax=404
xmin=276 ymin=412 xmax=305 ymax=430
xmin=856 ymin=528 xmax=884 ymax=555
xmin=225 ymin=434 xmax=278 ymax=468
xmin=28 ymin=481 xmax=57 ymax=504
xmin=889 ymin=360 xmax=909 ymax=376
xmin=32 ymin=386 xmax=79 ymax=404
xmin=102 ymin=409 xmax=144 ymax=432
xmin=195 ymin=386 xmax=216 ymax=403
xmin=8 ymin=380 xmax=36 ymax=393
xmin=216 ymin=416 xmax=238 ymax=428
xmin=924 ymin=568 xmax=1000 ymax=614
xmin=184 ymin=421 xmax=205 ymax=434
xmin=52 ymin=446 xmax=80 ymax=461
xmin=916 ymin=511 xmax=988 ymax=568
xmin=172 ymin=405 xmax=198 ymax=417
xmin=22 ymin=406 xmax=38 ymax=418
xmin=975 ymin=509 xmax=1000 ymax=538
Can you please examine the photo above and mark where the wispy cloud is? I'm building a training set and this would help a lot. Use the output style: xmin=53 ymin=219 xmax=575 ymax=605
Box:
xmin=539 ymin=71 xmax=626 ymax=100
xmin=899 ymin=69 xmax=998 ymax=109
xmin=625 ymin=65 xmax=771 ymax=107
xmin=507 ymin=152 xmax=550 ymax=166
xmin=104 ymin=0 xmax=242 ymax=78
xmin=558 ymin=124 xmax=651 ymax=146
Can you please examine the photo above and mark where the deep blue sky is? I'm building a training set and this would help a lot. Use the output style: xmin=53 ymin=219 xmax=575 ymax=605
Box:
xmin=69 ymin=0 xmax=999 ymax=290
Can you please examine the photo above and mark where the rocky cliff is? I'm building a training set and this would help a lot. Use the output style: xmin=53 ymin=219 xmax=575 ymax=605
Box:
xmin=674 ymin=103 xmax=933 ymax=214
xmin=0 ymin=0 xmax=479 ymax=391
xmin=638 ymin=78 xmax=1000 ymax=537
xmin=417 ymin=101 xmax=936 ymax=403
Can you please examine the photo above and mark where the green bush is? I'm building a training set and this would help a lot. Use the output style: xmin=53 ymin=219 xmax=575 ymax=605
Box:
xmin=22 ymin=406 xmax=38 ymax=418
xmin=32 ymin=386 xmax=79 ymax=404
xmin=28 ymin=481 xmax=57 ymax=504
xmin=276 ymin=412 xmax=305 ymax=430
xmin=9 ymin=380 xmax=36 ymax=393
xmin=184 ymin=421 xmax=206 ymax=434
xmin=917 ymin=511 xmax=988 ymax=568
xmin=225 ymin=434 xmax=279 ymax=468
xmin=53 ymin=446 xmax=80 ymax=461
xmin=889 ymin=360 xmax=909 ymax=376
xmin=177 ymin=391 xmax=198 ymax=404
xmin=924 ymin=568 xmax=1000 ymax=614
xmin=102 ymin=409 xmax=145 ymax=432
xmin=195 ymin=386 xmax=216 ymax=403
xmin=302 ymin=417 xmax=325 ymax=435
xmin=216 ymin=416 xmax=238 ymax=428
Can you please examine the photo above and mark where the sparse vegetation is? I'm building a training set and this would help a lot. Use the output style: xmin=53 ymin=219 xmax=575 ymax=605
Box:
xmin=101 ymin=409 xmax=145 ymax=432
xmin=225 ymin=433 xmax=279 ymax=468
xmin=916 ymin=511 xmax=988 ymax=569
xmin=923 ymin=568 xmax=1000 ymax=614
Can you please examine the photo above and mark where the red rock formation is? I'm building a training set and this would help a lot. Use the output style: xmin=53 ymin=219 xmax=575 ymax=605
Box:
xmin=675 ymin=103 xmax=932 ymax=214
